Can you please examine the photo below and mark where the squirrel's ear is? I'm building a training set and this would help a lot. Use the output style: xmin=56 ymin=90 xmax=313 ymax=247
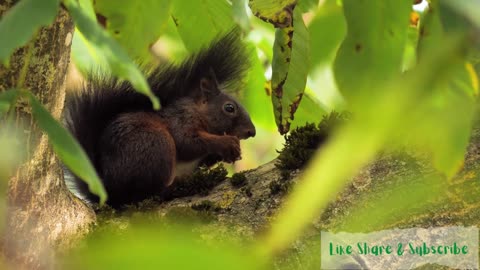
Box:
xmin=199 ymin=69 xmax=221 ymax=97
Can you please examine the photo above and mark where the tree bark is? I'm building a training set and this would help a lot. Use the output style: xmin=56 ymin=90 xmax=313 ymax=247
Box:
xmin=0 ymin=3 xmax=95 ymax=269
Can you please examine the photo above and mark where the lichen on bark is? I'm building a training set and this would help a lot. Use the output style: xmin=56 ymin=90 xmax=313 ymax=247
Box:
xmin=0 ymin=2 xmax=95 ymax=268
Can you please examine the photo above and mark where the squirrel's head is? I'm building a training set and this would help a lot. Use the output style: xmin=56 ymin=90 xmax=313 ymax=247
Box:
xmin=195 ymin=71 xmax=256 ymax=140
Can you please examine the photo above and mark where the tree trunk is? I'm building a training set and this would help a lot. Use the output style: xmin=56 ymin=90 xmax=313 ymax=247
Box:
xmin=0 ymin=3 xmax=95 ymax=269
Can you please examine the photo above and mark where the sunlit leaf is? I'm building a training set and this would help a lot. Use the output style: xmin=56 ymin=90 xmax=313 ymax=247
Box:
xmin=64 ymin=223 xmax=260 ymax=270
xmin=232 ymin=0 xmax=251 ymax=31
xmin=249 ymin=0 xmax=296 ymax=28
xmin=0 ymin=89 xmax=19 ymax=116
xmin=333 ymin=0 xmax=411 ymax=105
xmin=64 ymin=0 xmax=160 ymax=110
xmin=290 ymin=90 xmax=327 ymax=129
xmin=241 ymin=45 xmax=276 ymax=130
xmin=417 ymin=1 xmax=443 ymax=58
xmin=411 ymin=1 xmax=476 ymax=178
xmin=71 ymin=29 xmax=108 ymax=74
xmin=443 ymin=0 xmax=480 ymax=28
xmin=0 ymin=0 xmax=59 ymax=65
xmin=271 ymin=8 xmax=310 ymax=134
xmin=171 ymin=0 xmax=234 ymax=52
xmin=297 ymin=0 xmax=319 ymax=13
xmin=27 ymin=92 xmax=107 ymax=205
xmin=261 ymin=32 xmax=469 ymax=258
xmin=308 ymin=0 xmax=346 ymax=69
xmin=402 ymin=24 xmax=419 ymax=71
xmin=338 ymin=173 xmax=446 ymax=232
xmin=94 ymin=0 xmax=172 ymax=60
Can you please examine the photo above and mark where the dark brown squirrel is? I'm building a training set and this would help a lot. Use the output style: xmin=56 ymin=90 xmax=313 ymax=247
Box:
xmin=64 ymin=30 xmax=256 ymax=208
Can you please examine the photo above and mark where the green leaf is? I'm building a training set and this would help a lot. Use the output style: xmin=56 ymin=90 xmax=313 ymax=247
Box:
xmin=0 ymin=0 xmax=60 ymax=65
xmin=417 ymin=1 xmax=444 ymax=58
xmin=241 ymin=44 xmax=276 ymax=130
xmin=271 ymin=8 xmax=310 ymax=134
xmin=443 ymin=0 xmax=480 ymax=28
xmin=411 ymin=1 xmax=476 ymax=178
xmin=402 ymin=24 xmax=419 ymax=71
xmin=0 ymin=89 xmax=20 ymax=116
xmin=94 ymin=0 xmax=172 ymax=61
xmin=171 ymin=0 xmax=234 ymax=52
xmin=64 ymin=223 xmax=259 ymax=270
xmin=333 ymin=0 xmax=411 ymax=105
xmin=249 ymin=0 xmax=296 ymax=28
xmin=290 ymin=90 xmax=327 ymax=129
xmin=308 ymin=0 xmax=346 ymax=69
xmin=71 ymin=29 xmax=108 ymax=74
xmin=232 ymin=0 xmax=251 ymax=31
xmin=261 ymin=38 xmax=470 ymax=256
xmin=63 ymin=0 xmax=160 ymax=110
xmin=297 ymin=0 xmax=319 ymax=13
xmin=27 ymin=92 xmax=107 ymax=205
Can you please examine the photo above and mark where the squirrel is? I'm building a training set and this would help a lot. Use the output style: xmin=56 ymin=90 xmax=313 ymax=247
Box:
xmin=64 ymin=30 xmax=256 ymax=208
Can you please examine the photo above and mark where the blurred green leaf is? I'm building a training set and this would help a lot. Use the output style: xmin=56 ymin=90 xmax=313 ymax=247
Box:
xmin=333 ymin=0 xmax=411 ymax=105
xmin=290 ymin=90 xmax=327 ymax=129
xmin=438 ymin=0 xmax=480 ymax=64
xmin=402 ymin=24 xmax=419 ymax=71
xmin=94 ymin=0 xmax=171 ymax=60
xmin=249 ymin=0 xmax=296 ymax=28
xmin=443 ymin=0 xmax=480 ymax=28
xmin=171 ymin=0 xmax=234 ymax=52
xmin=338 ymin=173 xmax=446 ymax=232
xmin=297 ymin=0 xmax=319 ymax=13
xmin=271 ymin=8 xmax=310 ymax=134
xmin=27 ymin=92 xmax=107 ymax=205
xmin=0 ymin=89 xmax=20 ymax=116
xmin=64 ymin=0 xmax=160 ymax=110
xmin=71 ymin=29 xmax=108 ymax=74
xmin=262 ymin=30 xmax=471 ymax=258
xmin=0 ymin=0 xmax=59 ymax=65
xmin=232 ymin=0 xmax=251 ymax=31
xmin=406 ymin=63 xmax=476 ymax=178
xmin=417 ymin=1 xmax=443 ymax=58
xmin=411 ymin=1 xmax=476 ymax=178
xmin=308 ymin=0 xmax=346 ymax=69
xmin=241 ymin=45 xmax=276 ymax=130
xmin=64 ymin=223 xmax=261 ymax=270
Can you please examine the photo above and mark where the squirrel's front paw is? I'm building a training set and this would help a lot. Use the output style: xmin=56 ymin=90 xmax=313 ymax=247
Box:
xmin=219 ymin=135 xmax=241 ymax=163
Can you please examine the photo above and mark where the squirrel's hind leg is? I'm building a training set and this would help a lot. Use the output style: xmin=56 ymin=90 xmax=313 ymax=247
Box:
xmin=99 ymin=112 xmax=176 ymax=207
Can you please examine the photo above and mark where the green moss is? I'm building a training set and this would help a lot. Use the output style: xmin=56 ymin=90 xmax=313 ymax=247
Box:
xmin=241 ymin=185 xmax=252 ymax=197
xmin=276 ymin=112 xmax=349 ymax=171
xmin=191 ymin=200 xmax=221 ymax=212
xmin=230 ymin=172 xmax=247 ymax=187
xmin=269 ymin=180 xmax=292 ymax=195
xmin=163 ymin=206 xmax=215 ymax=224
xmin=166 ymin=164 xmax=228 ymax=199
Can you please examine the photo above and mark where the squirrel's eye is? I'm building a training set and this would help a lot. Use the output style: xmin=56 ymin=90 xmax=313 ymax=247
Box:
xmin=224 ymin=103 xmax=235 ymax=113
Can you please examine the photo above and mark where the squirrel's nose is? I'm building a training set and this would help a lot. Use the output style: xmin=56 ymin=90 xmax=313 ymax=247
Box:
xmin=246 ymin=128 xmax=256 ymax=138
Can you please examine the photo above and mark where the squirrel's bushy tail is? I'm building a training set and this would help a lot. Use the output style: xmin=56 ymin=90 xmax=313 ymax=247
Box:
xmin=64 ymin=29 xmax=250 ymax=203
xmin=148 ymin=29 xmax=251 ymax=104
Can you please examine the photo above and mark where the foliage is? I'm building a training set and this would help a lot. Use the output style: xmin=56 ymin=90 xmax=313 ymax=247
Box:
xmin=230 ymin=172 xmax=247 ymax=188
xmin=165 ymin=165 xmax=228 ymax=199
xmin=0 ymin=0 xmax=59 ymax=65
xmin=1 ymin=0 xmax=480 ymax=269
xmin=276 ymin=112 xmax=348 ymax=171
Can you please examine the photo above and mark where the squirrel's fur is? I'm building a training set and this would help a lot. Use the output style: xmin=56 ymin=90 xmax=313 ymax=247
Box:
xmin=64 ymin=31 xmax=255 ymax=207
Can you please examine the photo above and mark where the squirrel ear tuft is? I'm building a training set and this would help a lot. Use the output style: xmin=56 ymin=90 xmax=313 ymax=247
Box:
xmin=199 ymin=69 xmax=221 ymax=97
